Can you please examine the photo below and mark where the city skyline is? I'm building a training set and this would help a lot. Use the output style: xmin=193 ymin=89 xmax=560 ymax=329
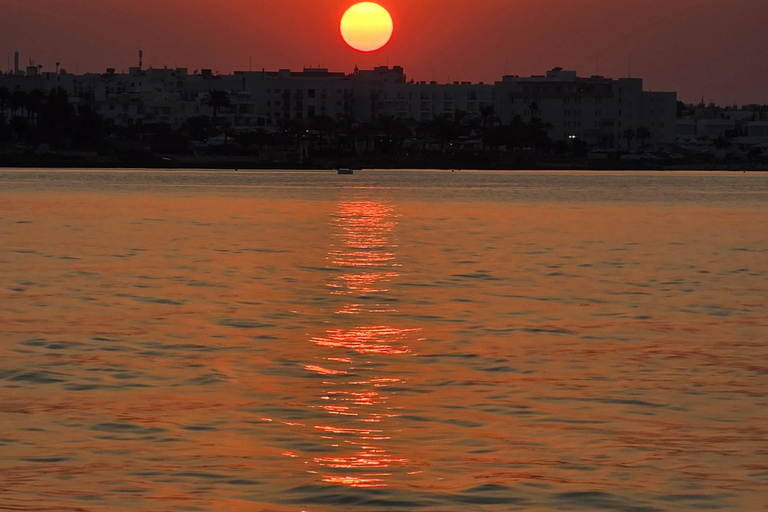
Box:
xmin=2 ymin=0 xmax=767 ymax=105
xmin=0 ymin=62 xmax=679 ymax=152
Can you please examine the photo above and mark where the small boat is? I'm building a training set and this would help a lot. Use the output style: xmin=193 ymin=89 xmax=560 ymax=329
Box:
xmin=337 ymin=168 xmax=354 ymax=175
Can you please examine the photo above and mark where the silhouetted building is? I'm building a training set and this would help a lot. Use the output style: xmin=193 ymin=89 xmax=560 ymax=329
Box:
xmin=0 ymin=61 xmax=678 ymax=148
xmin=495 ymin=68 xmax=676 ymax=147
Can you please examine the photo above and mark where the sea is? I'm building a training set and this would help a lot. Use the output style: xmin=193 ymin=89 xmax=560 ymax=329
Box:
xmin=0 ymin=169 xmax=767 ymax=512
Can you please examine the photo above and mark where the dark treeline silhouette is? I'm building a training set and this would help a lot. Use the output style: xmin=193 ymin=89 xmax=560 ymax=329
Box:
xmin=0 ymin=87 xmax=562 ymax=164
xmin=3 ymin=88 xmax=765 ymax=168
xmin=0 ymin=87 xmax=107 ymax=151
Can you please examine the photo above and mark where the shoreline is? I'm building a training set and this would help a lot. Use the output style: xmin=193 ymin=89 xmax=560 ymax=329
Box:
xmin=1 ymin=153 xmax=766 ymax=172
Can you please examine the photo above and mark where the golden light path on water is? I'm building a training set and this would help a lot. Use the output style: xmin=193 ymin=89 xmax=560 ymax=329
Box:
xmin=302 ymin=200 xmax=422 ymax=488
xmin=1 ymin=170 xmax=767 ymax=511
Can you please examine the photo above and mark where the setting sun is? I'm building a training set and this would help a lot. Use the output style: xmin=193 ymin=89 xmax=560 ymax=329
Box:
xmin=340 ymin=2 xmax=393 ymax=53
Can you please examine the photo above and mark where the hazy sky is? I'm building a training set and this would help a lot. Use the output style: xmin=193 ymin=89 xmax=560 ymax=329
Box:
xmin=1 ymin=0 xmax=766 ymax=104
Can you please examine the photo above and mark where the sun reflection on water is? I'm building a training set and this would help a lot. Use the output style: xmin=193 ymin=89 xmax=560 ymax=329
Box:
xmin=311 ymin=326 xmax=415 ymax=355
xmin=303 ymin=200 xmax=420 ymax=488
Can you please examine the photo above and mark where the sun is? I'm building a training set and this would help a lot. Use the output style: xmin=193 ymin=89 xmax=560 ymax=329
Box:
xmin=340 ymin=2 xmax=394 ymax=53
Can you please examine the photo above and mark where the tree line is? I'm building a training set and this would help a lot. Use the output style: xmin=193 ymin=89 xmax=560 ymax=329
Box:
xmin=2 ymin=87 xmax=650 ymax=158
xmin=0 ymin=87 xmax=107 ymax=150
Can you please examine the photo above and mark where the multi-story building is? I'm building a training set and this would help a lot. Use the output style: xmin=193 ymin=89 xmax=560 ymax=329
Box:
xmin=0 ymin=60 xmax=677 ymax=148
xmin=238 ymin=68 xmax=353 ymax=123
xmin=495 ymin=68 xmax=676 ymax=148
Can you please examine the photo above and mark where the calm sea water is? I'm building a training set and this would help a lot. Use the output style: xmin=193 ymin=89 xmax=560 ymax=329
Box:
xmin=1 ymin=169 xmax=767 ymax=512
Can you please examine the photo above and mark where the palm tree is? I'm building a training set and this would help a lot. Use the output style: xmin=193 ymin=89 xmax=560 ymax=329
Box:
xmin=623 ymin=127 xmax=636 ymax=151
xmin=527 ymin=116 xmax=550 ymax=152
xmin=430 ymin=113 xmax=460 ymax=153
xmin=528 ymin=100 xmax=540 ymax=119
xmin=201 ymin=90 xmax=231 ymax=127
xmin=479 ymin=105 xmax=500 ymax=153
xmin=0 ymin=87 xmax=9 ymax=118
xmin=10 ymin=91 xmax=27 ymax=118
xmin=38 ymin=88 xmax=75 ymax=148
xmin=479 ymin=105 xmax=499 ymax=128
xmin=182 ymin=115 xmax=215 ymax=142
xmin=25 ymin=89 xmax=46 ymax=124
xmin=636 ymin=125 xmax=651 ymax=148
xmin=375 ymin=115 xmax=409 ymax=148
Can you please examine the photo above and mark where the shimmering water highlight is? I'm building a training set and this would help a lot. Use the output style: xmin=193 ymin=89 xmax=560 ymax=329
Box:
xmin=0 ymin=169 xmax=767 ymax=511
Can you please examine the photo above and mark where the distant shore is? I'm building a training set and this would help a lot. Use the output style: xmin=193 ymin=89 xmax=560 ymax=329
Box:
xmin=1 ymin=152 xmax=766 ymax=172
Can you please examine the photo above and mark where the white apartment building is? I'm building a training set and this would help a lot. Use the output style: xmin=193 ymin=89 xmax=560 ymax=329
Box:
xmin=238 ymin=68 xmax=353 ymax=123
xmin=495 ymin=68 xmax=676 ymax=148
xmin=373 ymin=80 xmax=494 ymax=121
xmin=0 ymin=63 xmax=676 ymax=148
xmin=746 ymin=121 xmax=768 ymax=138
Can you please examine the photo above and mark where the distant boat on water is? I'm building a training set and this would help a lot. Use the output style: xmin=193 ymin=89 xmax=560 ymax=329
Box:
xmin=337 ymin=168 xmax=355 ymax=175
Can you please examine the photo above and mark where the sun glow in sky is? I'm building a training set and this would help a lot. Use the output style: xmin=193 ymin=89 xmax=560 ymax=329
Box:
xmin=340 ymin=2 xmax=394 ymax=52
xmin=2 ymin=0 xmax=768 ymax=103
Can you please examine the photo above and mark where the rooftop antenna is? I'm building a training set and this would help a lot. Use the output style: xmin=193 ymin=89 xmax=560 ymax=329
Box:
xmin=56 ymin=62 xmax=60 ymax=74
xmin=139 ymin=50 xmax=143 ymax=70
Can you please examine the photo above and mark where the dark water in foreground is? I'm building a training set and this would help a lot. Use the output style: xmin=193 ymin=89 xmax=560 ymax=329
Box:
xmin=1 ymin=169 xmax=767 ymax=511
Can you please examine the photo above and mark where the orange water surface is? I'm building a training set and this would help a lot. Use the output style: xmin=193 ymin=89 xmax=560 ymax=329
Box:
xmin=0 ymin=169 xmax=767 ymax=511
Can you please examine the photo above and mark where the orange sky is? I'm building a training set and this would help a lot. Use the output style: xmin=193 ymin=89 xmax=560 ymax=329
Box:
xmin=2 ymin=0 xmax=767 ymax=104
